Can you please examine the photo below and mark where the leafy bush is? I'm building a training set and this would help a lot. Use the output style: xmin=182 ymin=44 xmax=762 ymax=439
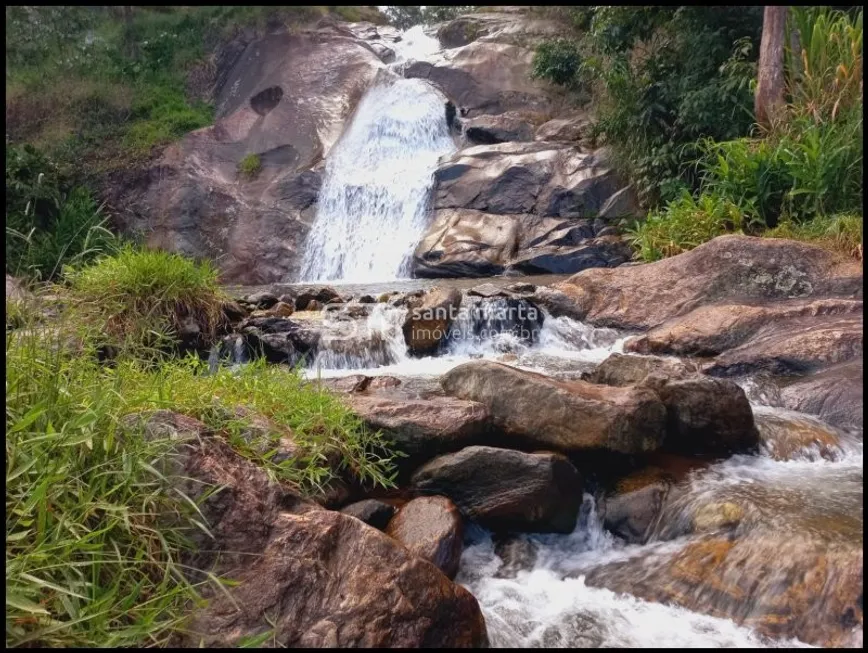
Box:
xmin=6 ymin=144 xmax=117 ymax=280
xmin=531 ymin=39 xmax=583 ymax=87
xmin=66 ymin=246 xmax=227 ymax=352
xmin=238 ymin=153 xmax=262 ymax=179
xmin=381 ymin=6 xmax=472 ymax=30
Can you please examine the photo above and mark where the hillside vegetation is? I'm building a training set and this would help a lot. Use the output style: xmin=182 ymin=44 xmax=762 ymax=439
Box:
xmin=531 ymin=6 xmax=863 ymax=260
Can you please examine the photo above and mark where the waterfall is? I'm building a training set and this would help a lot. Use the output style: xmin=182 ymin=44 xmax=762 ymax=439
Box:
xmin=299 ymin=75 xmax=456 ymax=283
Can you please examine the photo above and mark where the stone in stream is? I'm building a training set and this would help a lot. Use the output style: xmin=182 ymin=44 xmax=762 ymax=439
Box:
xmin=411 ymin=446 xmax=583 ymax=534
xmin=626 ymin=297 xmax=863 ymax=358
xmin=341 ymin=499 xmax=397 ymax=531
xmin=602 ymin=483 xmax=669 ymax=544
xmin=402 ymin=286 xmax=463 ymax=355
xmin=440 ymin=360 xmax=667 ymax=454
xmin=582 ymin=532 xmax=864 ymax=648
xmin=753 ymin=407 xmax=845 ymax=461
xmin=343 ymin=392 xmax=490 ymax=466
xmin=583 ymin=354 xmax=760 ymax=456
xmin=386 ymin=496 xmax=464 ymax=579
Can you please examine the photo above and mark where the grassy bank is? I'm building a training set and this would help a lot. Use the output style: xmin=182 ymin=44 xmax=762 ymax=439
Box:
xmin=5 ymin=248 xmax=397 ymax=647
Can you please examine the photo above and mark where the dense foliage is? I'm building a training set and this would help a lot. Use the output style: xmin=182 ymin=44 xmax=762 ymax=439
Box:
xmin=532 ymin=6 xmax=762 ymax=207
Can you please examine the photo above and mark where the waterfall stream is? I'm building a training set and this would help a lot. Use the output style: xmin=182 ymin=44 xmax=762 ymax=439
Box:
xmin=299 ymin=76 xmax=454 ymax=282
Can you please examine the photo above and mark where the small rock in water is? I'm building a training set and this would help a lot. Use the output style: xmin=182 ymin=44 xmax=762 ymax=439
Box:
xmin=359 ymin=294 xmax=376 ymax=303
xmin=691 ymin=502 xmax=744 ymax=533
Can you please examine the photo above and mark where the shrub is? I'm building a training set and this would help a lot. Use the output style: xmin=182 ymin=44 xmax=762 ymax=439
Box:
xmin=65 ymin=246 xmax=227 ymax=352
xmin=237 ymin=153 xmax=262 ymax=179
xmin=531 ymin=39 xmax=583 ymax=87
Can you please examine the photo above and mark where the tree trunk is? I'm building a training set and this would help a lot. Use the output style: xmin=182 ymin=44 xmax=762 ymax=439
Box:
xmin=755 ymin=6 xmax=788 ymax=130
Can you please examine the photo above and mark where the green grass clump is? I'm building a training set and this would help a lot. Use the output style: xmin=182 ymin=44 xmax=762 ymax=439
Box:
xmin=765 ymin=214 xmax=863 ymax=259
xmin=65 ymin=246 xmax=227 ymax=351
xmin=237 ymin=153 xmax=262 ymax=179
xmin=627 ymin=192 xmax=746 ymax=261
xmin=5 ymin=325 xmax=204 ymax=648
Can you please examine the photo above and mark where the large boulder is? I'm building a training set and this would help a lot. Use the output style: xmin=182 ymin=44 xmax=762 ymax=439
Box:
xmin=110 ymin=21 xmax=398 ymax=284
xmin=583 ymin=533 xmax=863 ymax=648
xmin=386 ymin=496 xmax=464 ymax=579
xmin=584 ymin=354 xmax=759 ymax=456
xmin=778 ymin=360 xmax=863 ymax=431
xmin=433 ymin=142 xmax=626 ymax=219
xmin=411 ymin=446 xmax=583 ymax=533
xmin=185 ymin=509 xmax=489 ymax=647
xmin=440 ymin=360 xmax=667 ymax=454
xmin=704 ymin=313 xmax=862 ymax=377
xmin=343 ymin=392 xmax=490 ymax=464
xmin=554 ymin=235 xmax=863 ymax=330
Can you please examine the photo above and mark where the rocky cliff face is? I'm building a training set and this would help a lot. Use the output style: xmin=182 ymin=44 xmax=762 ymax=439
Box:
xmin=112 ymin=9 xmax=637 ymax=284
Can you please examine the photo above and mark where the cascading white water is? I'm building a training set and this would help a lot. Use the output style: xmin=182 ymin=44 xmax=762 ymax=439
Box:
xmin=298 ymin=75 xmax=456 ymax=283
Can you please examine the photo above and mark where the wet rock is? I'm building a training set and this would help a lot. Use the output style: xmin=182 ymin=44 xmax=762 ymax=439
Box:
xmin=386 ymin=496 xmax=464 ymax=579
xmin=493 ymin=537 xmax=538 ymax=578
xmin=647 ymin=376 xmax=759 ymax=456
xmin=411 ymin=446 xmax=583 ymax=533
xmin=296 ymin=286 xmax=341 ymax=310
xmin=690 ymin=502 xmax=745 ymax=533
xmin=603 ymin=483 xmax=669 ymax=544
xmin=343 ymin=392 xmax=490 ymax=464
xmin=403 ymin=287 xmax=463 ymax=355
xmin=184 ymin=509 xmax=490 ymax=647
xmin=221 ymin=299 xmax=248 ymax=323
xmin=441 ymin=361 xmax=666 ymax=454
xmin=554 ymin=235 xmax=863 ymax=330
xmin=463 ymin=112 xmax=534 ymax=144
xmin=778 ymin=360 xmax=863 ymax=431
xmin=358 ymin=294 xmax=376 ymax=303
xmin=236 ymin=316 xmax=318 ymax=365
xmin=437 ymin=15 xmax=493 ymax=48
xmin=368 ymin=375 xmax=402 ymax=390
xmin=316 ymin=374 xmax=372 ymax=394
xmin=754 ymin=408 xmax=845 ymax=461
xmin=341 ymin=499 xmax=397 ymax=530
xmin=265 ymin=300 xmax=294 ymax=317
xmin=583 ymin=532 xmax=863 ymax=647
xmin=110 ymin=25 xmax=393 ymax=284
